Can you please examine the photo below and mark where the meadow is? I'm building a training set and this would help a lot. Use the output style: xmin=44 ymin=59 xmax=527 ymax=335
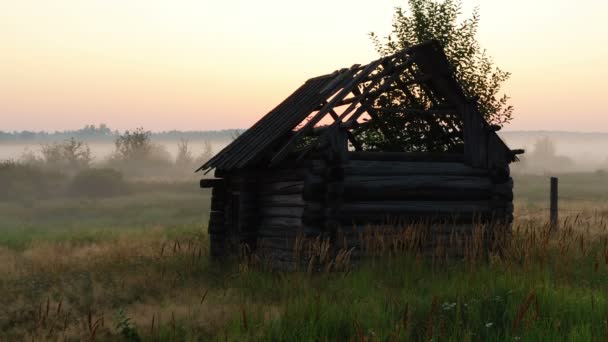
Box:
xmin=2 ymin=173 xmax=608 ymax=341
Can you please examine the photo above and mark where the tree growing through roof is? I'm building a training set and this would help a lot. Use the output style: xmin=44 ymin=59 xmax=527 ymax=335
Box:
xmin=360 ymin=0 xmax=513 ymax=152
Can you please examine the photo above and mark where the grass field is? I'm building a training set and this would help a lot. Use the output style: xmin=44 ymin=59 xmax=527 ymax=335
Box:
xmin=2 ymin=174 xmax=608 ymax=341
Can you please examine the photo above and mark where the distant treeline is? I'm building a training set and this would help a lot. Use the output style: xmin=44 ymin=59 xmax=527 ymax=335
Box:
xmin=0 ymin=124 xmax=241 ymax=143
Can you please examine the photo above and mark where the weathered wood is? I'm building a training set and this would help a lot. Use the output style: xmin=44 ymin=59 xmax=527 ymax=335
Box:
xmin=312 ymin=160 xmax=487 ymax=177
xmin=461 ymin=102 xmax=487 ymax=168
xmin=550 ymin=177 xmax=558 ymax=231
xmin=493 ymin=178 xmax=514 ymax=200
xmin=487 ymin=132 xmax=509 ymax=170
xmin=257 ymin=237 xmax=296 ymax=251
xmin=208 ymin=211 xmax=225 ymax=232
xmin=257 ymin=227 xmax=301 ymax=239
xmin=271 ymin=58 xmax=386 ymax=166
xmin=260 ymin=216 xmax=302 ymax=228
xmin=304 ymin=175 xmax=494 ymax=201
xmin=337 ymin=223 xmax=483 ymax=235
xmin=489 ymin=164 xmax=510 ymax=183
xmin=347 ymin=151 xmax=465 ymax=162
xmin=259 ymin=181 xmax=304 ymax=195
xmin=231 ymin=168 xmax=309 ymax=184
xmin=329 ymin=128 xmax=349 ymax=162
xmin=211 ymin=186 xmax=226 ymax=200
xmin=260 ymin=194 xmax=305 ymax=207
xmin=210 ymin=198 xmax=225 ymax=212
xmin=200 ymin=178 xmax=224 ymax=189
xmin=260 ymin=206 xmax=304 ymax=218
xmin=337 ymin=201 xmax=495 ymax=223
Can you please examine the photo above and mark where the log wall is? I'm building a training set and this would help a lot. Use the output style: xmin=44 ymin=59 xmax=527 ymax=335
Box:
xmin=303 ymin=158 xmax=513 ymax=253
xmin=255 ymin=168 xmax=307 ymax=261
xmin=207 ymin=155 xmax=513 ymax=264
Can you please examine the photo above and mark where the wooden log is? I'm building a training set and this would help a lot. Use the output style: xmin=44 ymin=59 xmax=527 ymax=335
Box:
xmin=257 ymin=228 xmax=299 ymax=239
xmin=461 ymin=102 xmax=487 ymax=168
xmin=337 ymin=223 xmax=487 ymax=235
xmin=260 ymin=194 xmax=305 ymax=207
xmin=259 ymin=216 xmax=302 ymax=228
xmin=260 ymin=206 xmax=304 ymax=218
xmin=208 ymin=211 xmax=225 ymax=233
xmin=210 ymin=195 xmax=225 ymax=211
xmin=257 ymin=237 xmax=296 ymax=250
xmin=493 ymin=178 xmax=513 ymax=200
xmin=259 ymin=181 xmax=304 ymax=195
xmin=302 ymin=175 xmax=325 ymax=201
xmin=346 ymin=151 xmax=465 ymax=162
xmin=211 ymin=186 xmax=227 ymax=200
xmin=312 ymin=160 xmax=488 ymax=177
xmin=258 ymin=224 xmax=321 ymax=237
xmin=304 ymin=175 xmax=494 ymax=201
xmin=487 ymin=131 xmax=511 ymax=167
xmin=200 ymin=178 xmax=224 ymax=189
xmin=337 ymin=201 xmax=493 ymax=223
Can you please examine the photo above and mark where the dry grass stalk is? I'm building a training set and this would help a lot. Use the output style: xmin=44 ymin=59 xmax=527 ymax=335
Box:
xmin=150 ymin=314 xmax=155 ymax=335
xmin=200 ymin=288 xmax=209 ymax=305
xmin=353 ymin=318 xmax=365 ymax=342
xmin=512 ymin=290 xmax=536 ymax=332
xmin=402 ymin=302 xmax=409 ymax=332
xmin=241 ymin=306 xmax=248 ymax=332
xmin=426 ymin=296 xmax=439 ymax=340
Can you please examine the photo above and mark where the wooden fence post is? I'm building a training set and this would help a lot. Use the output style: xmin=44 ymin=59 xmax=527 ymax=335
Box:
xmin=550 ymin=177 xmax=558 ymax=231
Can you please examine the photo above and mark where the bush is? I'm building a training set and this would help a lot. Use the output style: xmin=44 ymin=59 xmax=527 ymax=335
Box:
xmin=68 ymin=168 xmax=129 ymax=198
xmin=0 ymin=160 xmax=65 ymax=202
xmin=106 ymin=128 xmax=174 ymax=178
xmin=40 ymin=137 xmax=92 ymax=174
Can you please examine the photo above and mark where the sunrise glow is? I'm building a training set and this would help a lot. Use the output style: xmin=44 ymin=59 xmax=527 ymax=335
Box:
xmin=1 ymin=0 xmax=607 ymax=131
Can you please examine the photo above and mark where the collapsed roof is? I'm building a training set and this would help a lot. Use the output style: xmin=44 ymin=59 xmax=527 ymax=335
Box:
xmin=198 ymin=40 xmax=516 ymax=173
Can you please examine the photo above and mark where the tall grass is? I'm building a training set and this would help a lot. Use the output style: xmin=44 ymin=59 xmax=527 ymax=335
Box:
xmin=2 ymin=209 xmax=608 ymax=340
xmin=2 ymin=176 xmax=608 ymax=340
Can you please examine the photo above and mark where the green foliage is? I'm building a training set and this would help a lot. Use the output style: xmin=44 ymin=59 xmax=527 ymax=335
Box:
xmin=37 ymin=138 xmax=92 ymax=174
xmin=2 ymin=179 xmax=608 ymax=340
xmin=67 ymin=168 xmax=129 ymax=198
xmin=373 ymin=0 xmax=512 ymax=125
xmin=362 ymin=0 xmax=513 ymax=151
xmin=113 ymin=127 xmax=153 ymax=161
xmin=115 ymin=308 xmax=141 ymax=342
xmin=0 ymin=160 xmax=64 ymax=202
xmin=109 ymin=127 xmax=173 ymax=177
xmin=41 ymin=137 xmax=92 ymax=171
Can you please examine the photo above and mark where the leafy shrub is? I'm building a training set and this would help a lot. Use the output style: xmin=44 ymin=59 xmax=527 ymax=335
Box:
xmin=40 ymin=137 xmax=92 ymax=174
xmin=67 ymin=168 xmax=129 ymax=198
xmin=115 ymin=308 xmax=141 ymax=342
xmin=0 ymin=160 xmax=65 ymax=202
xmin=106 ymin=128 xmax=174 ymax=177
xmin=175 ymin=138 xmax=194 ymax=167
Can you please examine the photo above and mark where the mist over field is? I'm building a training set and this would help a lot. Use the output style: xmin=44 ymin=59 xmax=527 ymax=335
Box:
xmin=3 ymin=129 xmax=608 ymax=174
xmin=0 ymin=140 xmax=230 ymax=167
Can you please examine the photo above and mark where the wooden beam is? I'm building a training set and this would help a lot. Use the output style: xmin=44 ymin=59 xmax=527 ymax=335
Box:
xmin=200 ymin=178 xmax=224 ymax=188
xmin=346 ymin=151 xmax=464 ymax=162
xmin=304 ymin=175 xmax=494 ymax=201
xmin=312 ymin=160 xmax=487 ymax=176
xmin=373 ymin=107 xmax=456 ymax=115
xmin=270 ymin=58 xmax=387 ymax=166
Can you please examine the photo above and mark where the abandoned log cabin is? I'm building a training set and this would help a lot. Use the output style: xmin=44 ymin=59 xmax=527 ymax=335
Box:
xmin=197 ymin=40 xmax=522 ymax=262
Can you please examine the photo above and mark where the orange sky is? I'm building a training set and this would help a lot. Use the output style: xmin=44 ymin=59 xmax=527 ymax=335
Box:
xmin=1 ymin=0 xmax=607 ymax=132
